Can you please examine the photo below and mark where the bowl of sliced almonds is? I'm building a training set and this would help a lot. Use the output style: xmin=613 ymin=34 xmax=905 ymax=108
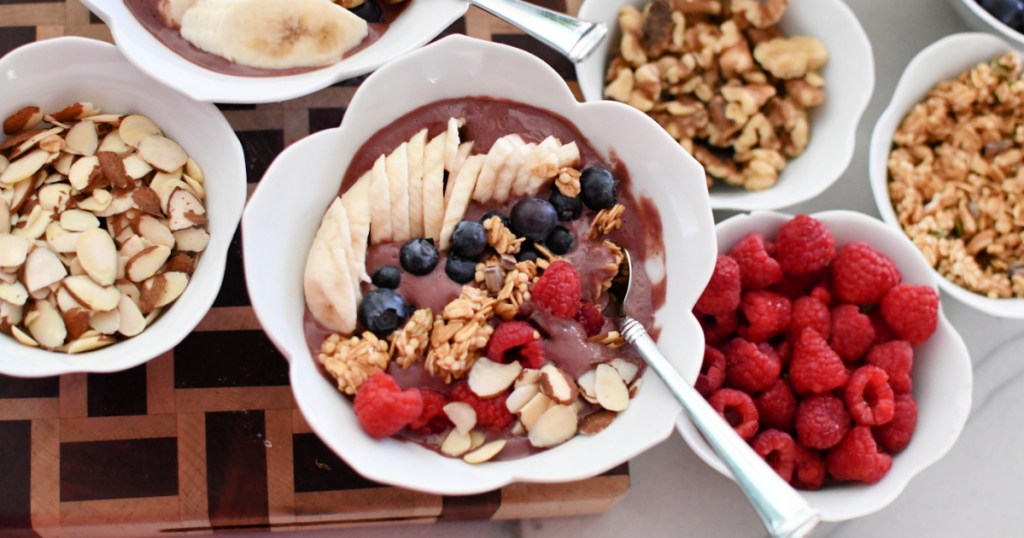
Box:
xmin=0 ymin=37 xmax=246 ymax=377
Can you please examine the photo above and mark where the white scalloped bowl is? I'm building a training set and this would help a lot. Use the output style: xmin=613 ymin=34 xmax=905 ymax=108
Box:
xmin=575 ymin=0 xmax=874 ymax=210
xmin=948 ymin=0 xmax=1024 ymax=49
xmin=677 ymin=210 xmax=972 ymax=521
xmin=81 ymin=0 xmax=469 ymax=104
xmin=243 ymin=35 xmax=716 ymax=494
xmin=869 ymin=32 xmax=1024 ymax=318
xmin=0 ymin=37 xmax=246 ymax=377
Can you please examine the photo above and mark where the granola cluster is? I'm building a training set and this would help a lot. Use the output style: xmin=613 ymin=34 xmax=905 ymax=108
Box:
xmin=604 ymin=0 xmax=827 ymax=191
xmin=425 ymin=287 xmax=496 ymax=383
xmin=888 ymin=52 xmax=1024 ymax=299
xmin=318 ymin=332 xmax=391 ymax=395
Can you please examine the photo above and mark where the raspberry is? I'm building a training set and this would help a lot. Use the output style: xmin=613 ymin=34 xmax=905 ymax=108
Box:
xmin=775 ymin=339 xmax=792 ymax=366
xmin=487 ymin=321 xmax=544 ymax=368
xmin=792 ymin=445 xmax=827 ymax=490
xmin=450 ymin=383 xmax=515 ymax=431
xmin=845 ymin=365 xmax=895 ymax=426
xmin=752 ymin=429 xmax=797 ymax=482
xmin=771 ymin=271 xmax=827 ymax=301
xmin=532 ymin=260 xmax=582 ymax=318
xmin=830 ymin=242 xmax=902 ymax=305
xmin=697 ymin=309 xmax=738 ymax=346
xmin=575 ymin=300 xmax=605 ymax=336
xmin=795 ymin=394 xmax=851 ymax=449
xmin=789 ymin=328 xmax=850 ymax=395
xmin=696 ymin=256 xmax=742 ymax=316
xmin=874 ymin=393 xmax=917 ymax=453
xmin=696 ymin=345 xmax=727 ymax=397
xmin=826 ymin=426 xmax=892 ymax=484
xmin=775 ymin=215 xmax=836 ymax=276
xmin=789 ymin=296 xmax=831 ymax=341
xmin=408 ymin=390 xmax=451 ymax=435
xmin=810 ymin=285 xmax=832 ymax=305
xmin=756 ymin=379 xmax=797 ymax=431
xmin=708 ymin=388 xmax=760 ymax=440
xmin=866 ymin=340 xmax=914 ymax=393
xmin=353 ymin=373 xmax=424 ymax=439
xmin=829 ymin=304 xmax=875 ymax=361
xmin=880 ymin=284 xmax=939 ymax=345
xmin=724 ymin=338 xmax=781 ymax=393
xmin=738 ymin=290 xmax=791 ymax=342
xmin=868 ymin=310 xmax=897 ymax=344
xmin=728 ymin=233 xmax=783 ymax=290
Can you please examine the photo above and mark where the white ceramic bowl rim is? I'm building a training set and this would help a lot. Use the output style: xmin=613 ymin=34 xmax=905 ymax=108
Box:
xmin=950 ymin=0 xmax=1024 ymax=46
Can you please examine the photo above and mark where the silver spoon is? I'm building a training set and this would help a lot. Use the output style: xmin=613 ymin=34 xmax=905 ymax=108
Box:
xmin=609 ymin=250 xmax=820 ymax=538
xmin=465 ymin=0 xmax=608 ymax=63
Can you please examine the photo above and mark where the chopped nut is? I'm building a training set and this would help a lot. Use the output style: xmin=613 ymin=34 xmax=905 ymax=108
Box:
xmin=753 ymin=36 xmax=828 ymax=80
xmin=389 ymin=308 xmax=432 ymax=369
xmin=732 ymin=0 xmax=788 ymax=29
xmin=555 ymin=167 xmax=582 ymax=197
xmin=318 ymin=332 xmax=390 ymax=395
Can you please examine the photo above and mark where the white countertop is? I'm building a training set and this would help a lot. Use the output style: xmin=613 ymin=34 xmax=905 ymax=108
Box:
xmin=250 ymin=0 xmax=1024 ymax=535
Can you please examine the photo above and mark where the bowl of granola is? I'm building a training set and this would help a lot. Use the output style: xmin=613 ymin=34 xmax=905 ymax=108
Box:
xmin=82 ymin=0 xmax=468 ymax=104
xmin=0 ymin=37 xmax=246 ymax=377
xmin=575 ymin=0 xmax=874 ymax=210
xmin=243 ymin=34 xmax=716 ymax=494
xmin=869 ymin=32 xmax=1024 ymax=318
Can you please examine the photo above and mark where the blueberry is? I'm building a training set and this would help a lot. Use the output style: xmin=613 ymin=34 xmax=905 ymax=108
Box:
xmin=579 ymin=166 xmax=618 ymax=210
xmin=371 ymin=266 xmax=401 ymax=289
xmin=979 ymin=0 xmax=1024 ymax=28
xmin=545 ymin=226 xmax=574 ymax=255
xmin=479 ymin=210 xmax=511 ymax=228
xmin=445 ymin=255 xmax=477 ymax=284
xmin=516 ymin=242 xmax=540 ymax=263
xmin=400 ymin=238 xmax=439 ymax=275
xmin=358 ymin=288 xmax=408 ymax=336
xmin=349 ymin=0 xmax=383 ymax=23
xmin=549 ymin=191 xmax=582 ymax=221
xmin=510 ymin=197 xmax=558 ymax=242
xmin=450 ymin=220 xmax=488 ymax=258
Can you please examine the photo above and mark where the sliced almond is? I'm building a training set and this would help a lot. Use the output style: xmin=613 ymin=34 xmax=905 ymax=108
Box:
xmin=52 ymin=152 xmax=74 ymax=176
xmin=12 ymin=205 xmax=50 ymax=240
xmin=24 ymin=247 xmax=67 ymax=293
xmin=11 ymin=325 xmax=38 ymax=347
xmin=506 ymin=384 xmax=540 ymax=414
xmin=114 ymin=280 xmax=141 ymax=304
xmin=60 ymin=209 xmax=100 ymax=232
xmin=173 ymin=227 xmax=208 ymax=252
xmin=26 ymin=301 xmax=66 ymax=349
xmin=119 ymin=115 xmax=161 ymax=148
xmin=77 ymin=189 xmax=113 ymax=213
xmin=139 ymin=271 xmax=187 ymax=312
xmin=0 ymin=154 xmax=6 ymax=175
xmin=539 ymin=364 xmax=578 ymax=405
xmin=56 ymin=286 xmax=84 ymax=313
xmin=117 ymin=294 xmax=146 ymax=337
xmin=517 ymin=392 xmax=554 ymax=431
xmin=629 ymin=378 xmax=643 ymax=398
xmin=166 ymin=188 xmax=206 ymax=231
xmin=135 ymin=215 xmax=175 ymax=248
xmin=469 ymin=430 xmax=486 ymax=451
xmin=144 ymin=307 xmax=162 ymax=327
xmin=62 ymin=307 xmax=91 ymax=341
xmin=515 ymin=368 xmax=543 ymax=388
xmin=38 ymin=135 xmax=65 ymax=154
xmin=184 ymin=158 xmax=204 ymax=183
xmin=38 ymin=183 xmax=72 ymax=212
xmin=0 ymin=270 xmax=16 ymax=284
xmin=0 ymin=234 xmax=29 ymax=267
xmin=8 ymin=127 xmax=62 ymax=160
xmin=610 ymin=359 xmax=640 ymax=385
xmin=125 ymin=245 xmax=171 ymax=282
xmin=443 ymin=402 xmax=477 ymax=435
xmin=163 ymin=252 xmax=194 ymax=275
xmin=467 ymin=358 xmax=522 ymax=398
xmin=463 ymin=440 xmax=506 ymax=464
xmin=439 ymin=429 xmax=472 ymax=457
xmin=8 ymin=177 xmax=33 ymax=213
xmin=119 ymin=235 xmax=153 ymax=259
xmin=98 ymin=131 xmax=130 ymax=154
xmin=93 ymin=191 xmax=134 ymax=218
xmin=123 ymin=154 xmax=153 ymax=180
xmin=4 ymin=106 xmax=43 ymax=135
xmin=64 ymin=121 xmax=99 ymax=156
xmin=76 ymin=229 xmax=118 ymax=286
xmin=528 ymin=405 xmax=578 ymax=448
xmin=68 ymin=155 xmax=99 ymax=191
xmin=131 ymin=187 xmax=162 ymax=217
xmin=48 ymin=230 xmax=81 ymax=254
xmin=50 ymin=102 xmax=100 ymax=122
xmin=0 ymin=198 xmax=9 ymax=234
xmin=138 ymin=135 xmax=187 ymax=172
xmin=0 ymin=281 xmax=28 ymax=306
xmin=68 ymin=256 xmax=85 ymax=277
xmin=595 ymin=363 xmax=630 ymax=412
xmin=63 ymin=275 xmax=121 ymax=312
xmin=579 ymin=410 xmax=618 ymax=436
xmin=97 ymin=151 xmax=133 ymax=189
xmin=182 ymin=174 xmax=205 ymax=200
xmin=29 ymin=286 xmax=51 ymax=301
xmin=1 ymin=299 xmax=23 ymax=325
xmin=66 ymin=332 xmax=116 ymax=354
xmin=577 ymin=369 xmax=599 ymax=404
xmin=1 ymin=149 xmax=51 ymax=185
xmin=89 ymin=308 xmax=121 ymax=335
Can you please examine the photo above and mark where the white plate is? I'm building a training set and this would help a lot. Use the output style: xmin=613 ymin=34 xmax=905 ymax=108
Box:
xmin=948 ymin=0 xmax=1024 ymax=49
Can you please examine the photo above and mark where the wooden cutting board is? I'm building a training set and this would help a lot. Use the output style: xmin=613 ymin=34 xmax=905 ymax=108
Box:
xmin=0 ymin=1 xmax=627 ymax=536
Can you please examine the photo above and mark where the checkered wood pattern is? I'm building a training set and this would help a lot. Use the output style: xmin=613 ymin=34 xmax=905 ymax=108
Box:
xmin=0 ymin=1 xmax=629 ymax=537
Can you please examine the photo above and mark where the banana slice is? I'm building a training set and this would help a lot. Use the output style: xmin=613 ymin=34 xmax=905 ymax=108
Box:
xmin=422 ymin=132 xmax=446 ymax=241
xmin=406 ymin=129 xmax=428 ymax=239
xmin=493 ymin=137 xmax=530 ymax=203
xmin=304 ymin=199 xmax=358 ymax=333
xmin=525 ymin=140 xmax=564 ymax=195
xmin=443 ymin=117 xmax=465 ymax=172
xmin=341 ymin=172 xmax=371 ymax=282
xmin=472 ymin=135 xmax=517 ymax=203
xmin=439 ymin=155 xmax=485 ymax=251
xmin=385 ymin=142 xmax=410 ymax=242
xmin=513 ymin=137 xmax=560 ymax=197
xmin=557 ymin=141 xmax=581 ymax=168
xmin=158 ymin=0 xmax=198 ymax=28
xmin=445 ymin=141 xmax=475 ymax=206
xmin=180 ymin=0 xmax=368 ymax=70
xmin=368 ymin=155 xmax=392 ymax=245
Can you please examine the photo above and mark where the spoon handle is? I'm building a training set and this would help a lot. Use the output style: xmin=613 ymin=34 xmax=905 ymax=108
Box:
xmin=620 ymin=317 xmax=820 ymax=538
xmin=464 ymin=0 xmax=608 ymax=63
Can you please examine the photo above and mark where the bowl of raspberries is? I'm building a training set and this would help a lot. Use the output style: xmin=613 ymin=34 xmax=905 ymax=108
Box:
xmin=682 ymin=210 xmax=972 ymax=521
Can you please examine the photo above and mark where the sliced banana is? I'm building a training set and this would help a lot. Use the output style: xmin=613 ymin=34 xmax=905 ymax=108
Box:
xmin=443 ymin=117 xmax=465 ymax=172
xmin=494 ymin=138 xmax=533 ymax=203
xmin=368 ymin=154 xmax=392 ymax=245
xmin=439 ymin=155 xmax=485 ymax=251
xmin=340 ymin=172 xmax=371 ymax=282
xmin=472 ymin=135 xmax=518 ymax=203
xmin=513 ymin=136 xmax=560 ymax=196
xmin=406 ymin=129 xmax=428 ymax=239
xmin=158 ymin=0 xmax=198 ymax=28
xmin=421 ymin=132 xmax=446 ymax=241
xmin=385 ymin=142 xmax=410 ymax=242
xmin=303 ymin=199 xmax=358 ymax=333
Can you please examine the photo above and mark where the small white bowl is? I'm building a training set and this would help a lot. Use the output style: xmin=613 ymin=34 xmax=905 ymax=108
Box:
xmin=677 ymin=210 xmax=973 ymax=522
xmin=0 ymin=37 xmax=247 ymax=377
xmin=243 ymin=34 xmax=716 ymax=495
xmin=948 ymin=0 xmax=1024 ymax=49
xmin=575 ymin=0 xmax=875 ymax=211
xmin=82 ymin=0 xmax=469 ymax=104
xmin=869 ymin=32 xmax=1024 ymax=318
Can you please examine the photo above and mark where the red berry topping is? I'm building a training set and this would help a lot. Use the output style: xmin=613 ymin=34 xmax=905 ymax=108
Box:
xmin=697 ymin=309 xmax=738 ymax=346
xmin=519 ymin=340 xmax=547 ymax=369
xmin=810 ymin=285 xmax=832 ymax=305
xmin=575 ymin=300 xmax=606 ymax=337
xmin=353 ymin=373 xmax=424 ymax=439
xmin=771 ymin=271 xmax=827 ymax=301
xmin=866 ymin=340 xmax=914 ymax=393
xmin=845 ymin=365 xmax=896 ymax=426
xmin=775 ymin=339 xmax=793 ymax=366
xmin=789 ymin=296 xmax=831 ymax=341
xmin=756 ymin=379 xmax=797 ymax=431
xmin=696 ymin=345 xmax=727 ymax=397
xmin=792 ymin=445 xmax=827 ymax=490
xmin=880 ymin=284 xmax=939 ymax=345
xmin=728 ymin=233 xmax=783 ymax=290
xmin=708 ymin=388 xmax=760 ymax=440
xmin=829 ymin=304 xmax=875 ymax=361
xmin=752 ymin=429 xmax=797 ymax=482
xmin=408 ymin=390 xmax=452 ymax=435
xmin=868 ymin=310 xmax=897 ymax=344
xmin=874 ymin=393 xmax=918 ymax=453
xmin=789 ymin=328 xmax=850 ymax=395
xmin=826 ymin=426 xmax=893 ymax=484
xmin=696 ymin=256 xmax=742 ymax=316
xmin=795 ymin=394 xmax=851 ymax=449
xmin=450 ymin=382 xmax=515 ymax=431
xmin=739 ymin=290 xmax=792 ymax=342
xmin=775 ymin=215 xmax=836 ymax=276
xmin=532 ymin=260 xmax=582 ymax=318
xmin=724 ymin=338 xmax=782 ymax=393
xmin=831 ymin=242 xmax=902 ymax=305
xmin=487 ymin=321 xmax=544 ymax=368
